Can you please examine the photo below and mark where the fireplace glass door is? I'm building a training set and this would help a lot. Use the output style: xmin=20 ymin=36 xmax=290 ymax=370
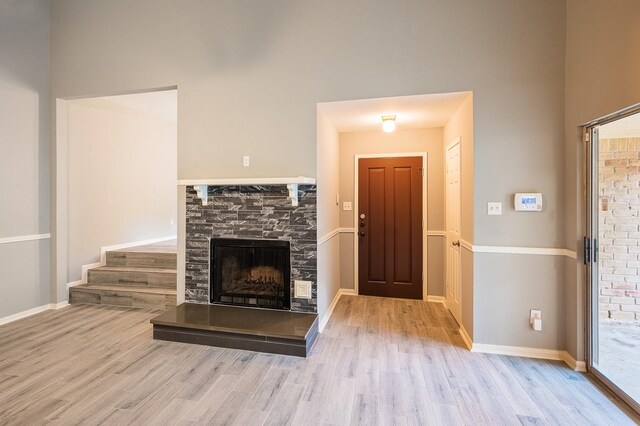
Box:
xmin=210 ymin=238 xmax=291 ymax=310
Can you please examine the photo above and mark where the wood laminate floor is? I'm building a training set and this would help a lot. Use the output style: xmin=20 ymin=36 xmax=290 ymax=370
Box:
xmin=0 ymin=295 xmax=637 ymax=425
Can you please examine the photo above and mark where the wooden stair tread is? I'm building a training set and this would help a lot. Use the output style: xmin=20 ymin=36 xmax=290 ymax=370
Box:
xmin=73 ymin=284 xmax=176 ymax=295
xmin=91 ymin=266 xmax=176 ymax=274
xmin=83 ymin=280 xmax=176 ymax=289
xmin=111 ymin=241 xmax=177 ymax=254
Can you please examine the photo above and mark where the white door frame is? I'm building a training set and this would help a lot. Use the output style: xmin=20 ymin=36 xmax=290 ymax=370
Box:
xmin=353 ymin=152 xmax=428 ymax=300
xmin=445 ymin=136 xmax=462 ymax=322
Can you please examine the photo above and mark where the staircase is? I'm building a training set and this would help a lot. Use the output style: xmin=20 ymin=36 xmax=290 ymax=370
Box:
xmin=70 ymin=241 xmax=177 ymax=310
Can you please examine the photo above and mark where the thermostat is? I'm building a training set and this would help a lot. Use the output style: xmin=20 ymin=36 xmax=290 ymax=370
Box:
xmin=515 ymin=193 xmax=542 ymax=211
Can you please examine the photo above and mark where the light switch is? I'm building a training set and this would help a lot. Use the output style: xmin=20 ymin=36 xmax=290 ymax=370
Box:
xmin=488 ymin=202 xmax=502 ymax=215
xmin=342 ymin=201 xmax=352 ymax=211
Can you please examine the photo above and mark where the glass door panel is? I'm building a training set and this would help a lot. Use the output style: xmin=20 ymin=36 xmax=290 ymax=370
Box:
xmin=588 ymin=112 xmax=640 ymax=413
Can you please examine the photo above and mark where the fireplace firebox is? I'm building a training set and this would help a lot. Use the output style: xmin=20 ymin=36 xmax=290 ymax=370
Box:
xmin=210 ymin=238 xmax=291 ymax=310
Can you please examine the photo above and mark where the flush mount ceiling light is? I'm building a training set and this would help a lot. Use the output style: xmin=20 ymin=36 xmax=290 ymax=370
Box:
xmin=381 ymin=115 xmax=396 ymax=133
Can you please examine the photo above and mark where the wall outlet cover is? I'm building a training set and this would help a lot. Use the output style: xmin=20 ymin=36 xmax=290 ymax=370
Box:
xmin=342 ymin=201 xmax=352 ymax=211
xmin=294 ymin=280 xmax=312 ymax=299
xmin=530 ymin=309 xmax=542 ymax=331
xmin=242 ymin=155 xmax=250 ymax=167
xmin=487 ymin=202 xmax=502 ymax=215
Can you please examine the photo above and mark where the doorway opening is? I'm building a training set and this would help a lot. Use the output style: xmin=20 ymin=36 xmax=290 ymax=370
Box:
xmin=55 ymin=87 xmax=178 ymax=304
xmin=585 ymin=104 xmax=640 ymax=413
xmin=316 ymin=91 xmax=473 ymax=321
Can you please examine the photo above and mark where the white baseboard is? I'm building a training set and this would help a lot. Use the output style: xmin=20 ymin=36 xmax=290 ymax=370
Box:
xmin=67 ymin=235 xmax=177 ymax=289
xmin=0 ymin=301 xmax=70 ymax=326
xmin=52 ymin=301 xmax=69 ymax=310
xmin=426 ymin=295 xmax=446 ymax=304
xmin=470 ymin=342 xmax=587 ymax=372
xmin=318 ymin=288 xmax=356 ymax=333
xmin=560 ymin=351 xmax=587 ymax=372
xmin=472 ymin=343 xmax=565 ymax=360
xmin=459 ymin=325 xmax=473 ymax=350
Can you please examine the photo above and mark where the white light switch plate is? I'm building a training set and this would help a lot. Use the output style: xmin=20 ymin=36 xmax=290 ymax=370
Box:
xmin=488 ymin=202 xmax=502 ymax=215
xmin=342 ymin=201 xmax=352 ymax=211
xmin=294 ymin=280 xmax=312 ymax=299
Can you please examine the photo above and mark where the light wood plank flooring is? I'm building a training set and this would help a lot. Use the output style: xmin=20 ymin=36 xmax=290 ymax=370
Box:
xmin=0 ymin=295 xmax=637 ymax=425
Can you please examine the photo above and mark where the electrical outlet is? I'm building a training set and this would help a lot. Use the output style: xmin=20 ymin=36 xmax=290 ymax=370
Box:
xmin=342 ymin=201 xmax=352 ymax=211
xmin=488 ymin=202 xmax=502 ymax=215
xmin=243 ymin=156 xmax=250 ymax=167
xmin=294 ymin=280 xmax=312 ymax=299
xmin=530 ymin=309 xmax=542 ymax=331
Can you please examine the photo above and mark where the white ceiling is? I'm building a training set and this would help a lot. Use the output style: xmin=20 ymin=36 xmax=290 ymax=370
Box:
xmin=318 ymin=91 xmax=470 ymax=133
xmin=600 ymin=111 xmax=640 ymax=138
xmin=103 ymin=90 xmax=177 ymax=123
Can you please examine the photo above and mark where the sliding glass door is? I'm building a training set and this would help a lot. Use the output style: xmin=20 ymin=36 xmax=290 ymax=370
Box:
xmin=586 ymin=110 xmax=640 ymax=414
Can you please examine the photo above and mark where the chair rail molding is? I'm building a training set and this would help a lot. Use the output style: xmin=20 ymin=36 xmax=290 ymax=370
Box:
xmin=459 ymin=240 xmax=577 ymax=259
xmin=0 ymin=233 xmax=50 ymax=245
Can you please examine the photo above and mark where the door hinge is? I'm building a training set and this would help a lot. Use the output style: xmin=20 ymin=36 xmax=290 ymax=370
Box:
xmin=584 ymin=131 xmax=590 ymax=142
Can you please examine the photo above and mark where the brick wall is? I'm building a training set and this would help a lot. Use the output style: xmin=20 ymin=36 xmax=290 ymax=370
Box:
xmin=599 ymin=138 xmax=640 ymax=323
xmin=184 ymin=185 xmax=317 ymax=313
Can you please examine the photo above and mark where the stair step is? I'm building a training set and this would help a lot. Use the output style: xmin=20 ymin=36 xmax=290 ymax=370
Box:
xmin=106 ymin=251 xmax=177 ymax=269
xmin=88 ymin=266 xmax=176 ymax=288
xmin=70 ymin=284 xmax=176 ymax=310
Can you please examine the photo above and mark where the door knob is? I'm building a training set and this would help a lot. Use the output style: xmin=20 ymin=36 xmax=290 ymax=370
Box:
xmin=359 ymin=231 xmax=365 ymax=237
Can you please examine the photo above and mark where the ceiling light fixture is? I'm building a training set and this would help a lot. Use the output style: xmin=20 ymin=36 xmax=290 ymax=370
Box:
xmin=381 ymin=115 xmax=396 ymax=133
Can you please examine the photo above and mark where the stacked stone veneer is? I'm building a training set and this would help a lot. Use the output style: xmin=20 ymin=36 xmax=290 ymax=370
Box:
xmin=185 ymin=185 xmax=317 ymax=312
xmin=599 ymin=138 xmax=640 ymax=323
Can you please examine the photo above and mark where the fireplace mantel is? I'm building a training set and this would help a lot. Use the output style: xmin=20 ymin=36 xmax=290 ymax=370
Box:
xmin=178 ymin=176 xmax=316 ymax=206
xmin=177 ymin=176 xmax=316 ymax=186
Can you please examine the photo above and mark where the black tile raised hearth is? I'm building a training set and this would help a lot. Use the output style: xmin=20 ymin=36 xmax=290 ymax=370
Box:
xmin=150 ymin=303 xmax=318 ymax=357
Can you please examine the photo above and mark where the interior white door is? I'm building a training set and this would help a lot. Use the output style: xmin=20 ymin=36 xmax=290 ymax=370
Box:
xmin=446 ymin=138 xmax=462 ymax=325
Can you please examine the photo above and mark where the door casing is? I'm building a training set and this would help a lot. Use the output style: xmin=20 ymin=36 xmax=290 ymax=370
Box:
xmin=353 ymin=152 xmax=428 ymax=299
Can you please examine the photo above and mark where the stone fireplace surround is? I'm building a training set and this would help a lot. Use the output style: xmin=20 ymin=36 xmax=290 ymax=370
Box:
xmin=184 ymin=184 xmax=317 ymax=313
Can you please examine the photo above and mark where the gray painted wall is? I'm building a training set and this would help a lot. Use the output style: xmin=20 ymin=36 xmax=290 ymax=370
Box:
xmin=49 ymin=0 xmax=568 ymax=349
xmin=474 ymin=253 xmax=566 ymax=349
xmin=0 ymin=0 xmax=51 ymax=317
xmin=316 ymin=111 xmax=341 ymax=318
xmin=564 ymin=0 xmax=640 ymax=360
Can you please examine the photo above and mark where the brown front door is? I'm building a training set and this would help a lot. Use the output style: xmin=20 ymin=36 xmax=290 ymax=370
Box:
xmin=358 ymin=156 xmax=423 ymax=299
